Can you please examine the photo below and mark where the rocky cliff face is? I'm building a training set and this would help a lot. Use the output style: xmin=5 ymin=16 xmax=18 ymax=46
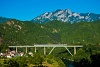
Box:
xmin=31 ymin=9 xmax=100 ymax=24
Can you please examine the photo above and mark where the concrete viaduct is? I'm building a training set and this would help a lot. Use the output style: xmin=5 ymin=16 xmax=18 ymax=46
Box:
xmin=9 ymin=44 xmax=83 ymax=56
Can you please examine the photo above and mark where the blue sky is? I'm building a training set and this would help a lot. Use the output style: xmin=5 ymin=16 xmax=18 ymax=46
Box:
xmin=0 ymin=0 xmax=100 ymax=21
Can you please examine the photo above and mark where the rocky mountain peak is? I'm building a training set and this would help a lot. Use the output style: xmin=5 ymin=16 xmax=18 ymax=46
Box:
xmin=31 ymin=9 xmax=100 ymax=24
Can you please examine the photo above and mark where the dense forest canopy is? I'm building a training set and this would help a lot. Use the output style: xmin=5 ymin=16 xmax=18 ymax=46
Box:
xmin=0 ymin=20 xmax=100 ymax=45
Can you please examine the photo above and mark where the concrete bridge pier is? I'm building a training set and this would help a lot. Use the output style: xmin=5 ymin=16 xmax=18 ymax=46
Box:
xmin=44 ymin=47 xmax=46 ymax=55
xmin=74 ymin=47 xmax=76 ymax=55
xmin=16 ymin=47 xmax=17 ymax=52
xmin=49 ymin=47 xmax=55 ymax=55
xmin=65 ymin=47 xmax=73 ymax=56
xmin=26 ymin=47 xmax=27 ymax=53
xmin=35 ymin=47 xmax=37 ymax=53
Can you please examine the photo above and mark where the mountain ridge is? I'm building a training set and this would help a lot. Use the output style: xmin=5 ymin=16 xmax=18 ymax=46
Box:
xmin=0 ymin=17 xmax=11 ymax=23
xmin=31 ymin=9 xmax=100 ymax=24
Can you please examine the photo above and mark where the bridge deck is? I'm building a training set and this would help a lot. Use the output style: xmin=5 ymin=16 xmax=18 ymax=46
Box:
xmin=9 ymin=44 xmax=83 ymax=47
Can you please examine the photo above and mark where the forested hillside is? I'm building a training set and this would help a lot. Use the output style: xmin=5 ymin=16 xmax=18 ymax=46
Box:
xmin=0 ymin=19 xmax=100 ymax=45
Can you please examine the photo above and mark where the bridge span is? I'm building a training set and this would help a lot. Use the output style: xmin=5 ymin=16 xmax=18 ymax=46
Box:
xmin=9 ymin=44 xmax=83 ymax=56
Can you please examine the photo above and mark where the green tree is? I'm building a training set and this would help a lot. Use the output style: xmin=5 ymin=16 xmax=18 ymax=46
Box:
xmin=32 ymin=53 xmax=45 ymax=66
xmin=0 ymin=44 xmax=8 ymax=52
xmin=6 ymin=59 xmax=19 ymax=67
